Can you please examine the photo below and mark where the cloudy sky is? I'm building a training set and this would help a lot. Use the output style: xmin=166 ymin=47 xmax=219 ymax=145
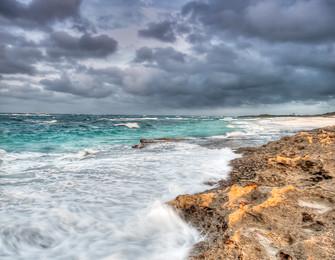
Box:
xmin=0 ymin=0 xmax=334 ymax=115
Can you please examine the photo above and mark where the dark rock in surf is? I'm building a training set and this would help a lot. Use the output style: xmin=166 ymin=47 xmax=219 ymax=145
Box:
xmin=132 ymin=138 xmax=185 ymax=149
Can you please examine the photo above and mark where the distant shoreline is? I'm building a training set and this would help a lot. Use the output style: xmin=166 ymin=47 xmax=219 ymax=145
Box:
xmin=238 ymin=111 xmax=335 ymax=118
xmin=1 ymin=112 xmax=334 ymax=118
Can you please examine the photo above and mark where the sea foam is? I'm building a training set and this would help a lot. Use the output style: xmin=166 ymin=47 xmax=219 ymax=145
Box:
xmin=0 ymin=141 xmax=237 ymax=259
xmin=114 ymin=122 xmax=140 ymax=128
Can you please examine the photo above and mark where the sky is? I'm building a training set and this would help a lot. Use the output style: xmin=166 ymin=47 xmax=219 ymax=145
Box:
xmin=0 ymin=0 xmax=334 ymax=115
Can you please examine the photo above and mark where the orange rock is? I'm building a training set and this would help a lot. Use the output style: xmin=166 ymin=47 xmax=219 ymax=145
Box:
xmin=319 ymin=133 xmax=334 ymax=145
xmin=299 ymin=132 xmax=313 ymax=144
xmin=268 ymin=155 xmax=310 ymax=167
xmin=228 ymin=184 xmax=257 ymax=207
xmin=228 ymin=205 xmax=248 ymax=226
xmin=169 ymin=192 xmax=216 ymax=209
xmin=253 ymin=185 xmax=295 ymax=212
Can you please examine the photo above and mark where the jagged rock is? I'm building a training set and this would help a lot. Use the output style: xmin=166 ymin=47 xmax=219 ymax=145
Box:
xmin=169 ymin=126 xmax=335 ymax=260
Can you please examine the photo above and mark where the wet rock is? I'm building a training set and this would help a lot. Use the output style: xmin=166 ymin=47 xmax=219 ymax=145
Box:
xmin=203 ymin=180 xmax=218 ymax=186
xmin=132 ymin=137 xmax=185 ymax=148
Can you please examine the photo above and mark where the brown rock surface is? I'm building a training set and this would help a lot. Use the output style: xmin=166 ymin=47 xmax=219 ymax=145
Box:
xmin=169 ymin=126 xmax=335 ymax=260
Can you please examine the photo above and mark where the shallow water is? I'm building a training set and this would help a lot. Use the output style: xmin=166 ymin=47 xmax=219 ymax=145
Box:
xmin=0 ymin=114 xmax=333 ymax=259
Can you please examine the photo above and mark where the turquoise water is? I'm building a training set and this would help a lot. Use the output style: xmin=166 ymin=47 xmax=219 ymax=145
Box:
xmin=0 ymin=114 xmax=233 ymax=152
xmin=0 ymin=114 xmax=239 ymax=260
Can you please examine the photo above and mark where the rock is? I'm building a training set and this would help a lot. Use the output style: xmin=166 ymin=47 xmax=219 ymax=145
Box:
xmin=169 ymin=126 xmax=335 ymax=259
xmin=132 ymin=137 xmax=185 ymax=149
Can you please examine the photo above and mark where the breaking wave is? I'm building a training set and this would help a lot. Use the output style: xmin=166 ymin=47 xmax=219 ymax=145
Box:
xmin=0 ymin=140 xmax=237 ymax=259
xmin=114 ymin=122 xmax=140 ymax=129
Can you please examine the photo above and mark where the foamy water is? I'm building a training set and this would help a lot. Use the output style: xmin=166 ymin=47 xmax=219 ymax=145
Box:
xmin=213 ymin=116 xmax=335 ymax=145
xmin=0 ymin=141 xmax=237 ymax=259
xmin=1 ymin=114 xmax=334 ymax=259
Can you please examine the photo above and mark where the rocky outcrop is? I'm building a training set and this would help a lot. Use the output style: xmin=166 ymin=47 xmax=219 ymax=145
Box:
xmin=132 ymin=138 xmax=185 ymax=148
xmin=169 ymin=126 xmax=335 ymax=260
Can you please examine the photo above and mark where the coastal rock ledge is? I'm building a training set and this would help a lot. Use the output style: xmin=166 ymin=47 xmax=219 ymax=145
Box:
xmin=169 ymin=126 xmax=335 ymax=260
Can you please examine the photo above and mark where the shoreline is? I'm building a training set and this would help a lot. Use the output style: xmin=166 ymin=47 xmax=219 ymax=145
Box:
xmin=169 ymin=126 xmax=335 ymax=259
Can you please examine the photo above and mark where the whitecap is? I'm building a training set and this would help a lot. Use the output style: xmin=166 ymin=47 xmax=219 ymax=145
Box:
xmin=208 ymin=131 xmax=247 ymax=139
xmin=0 ymin=148 xmax=7 ymax=157
xmin=45 ymin=120 xmax=58 ymax=124
xmin=131 ymin=117 xmax=158 ymax=121
xmin=219 ymin=117 xmax=234 ymax=121
xmin=99 ymin=117 xmax=157 ymax=121
xmin=76 ymin=149 xmax=99 ymax=159
xmin=114 ymin=123 xmax=140 ymax=129
xmin=164 ymin=117 xmax=189 ymax=120
xmin=59 ymin=149 xmax=99 ymax=161
xmin=24 ymin=119 xmax=58 ymax=124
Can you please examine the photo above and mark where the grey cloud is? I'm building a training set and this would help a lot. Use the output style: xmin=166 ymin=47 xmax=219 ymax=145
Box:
xmin=0 ymin=31 xmax=35 ymax=46
xmin=41 ymin=74 xmax=113 ymax=98
xmin=182 ymin=0 xmax=335 ymax=43
xmin=265 ymin=43 xmax=335 ymax=72
xmin=119 ymin=0 xmax=335 ymax=109
xmin=82 ymin=0 xmax=149 ymax=30
xmin=0 ymin=44 xmax=43 ymax=75
xmin=41 ymin=40 xmax=335 ymax=108
xmin=0 ymin=0 xmax=82 ymax=27
xmin=138 ymin=21 xmax=177 ymax=42
xmin=47 ymin=31 xmax=118 ymax=59
xmin=40 ymin=67 xmax=124 ymax=98
xmin=135 ymin=47 xmax=186 ymax=66
xmin=1 ymin=0 xmax=335 ymax=114
xmin=121 ymin=40 xmax=335 ymax=108
xmin=0 ymin=82 xmax=50 ymax=101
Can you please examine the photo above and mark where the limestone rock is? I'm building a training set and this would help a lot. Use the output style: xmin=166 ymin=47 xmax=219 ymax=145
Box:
xmin=169 ymin=126 xmax=335 ymax=260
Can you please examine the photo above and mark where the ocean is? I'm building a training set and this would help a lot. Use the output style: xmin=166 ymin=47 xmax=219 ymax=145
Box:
xmin=0 ymin=114 xmax=333 ymax=259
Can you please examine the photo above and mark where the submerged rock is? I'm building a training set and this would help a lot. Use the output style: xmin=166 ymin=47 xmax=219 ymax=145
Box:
xmin=132 ymin=138 xmax=185 ymax=149
xmin=169 ymin=126 xmax=335 ymax=259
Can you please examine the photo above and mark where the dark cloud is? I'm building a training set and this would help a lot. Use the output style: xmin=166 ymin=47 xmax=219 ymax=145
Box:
xmin=138 ymin=21 xmax=177 ymax=42
xmin=121 ymin=40 xmax=335 ymax=108
xmin=47 ymin=31 xmax=118 ymax=59
xmin=0 ymin=44 xmax=43 ymax=74
xmin=0 ymin=0 xmax=22 ymax=19
xmin=120 ymin=0 xmax=335 ymax=109
xmin=41 ymin=74 xmax=113 ymax=98
xmin=1 ymin=0 xmax=335 ymax=114
xmin=90 ymin=0 xmax=145 ymax=30
xmin=0 ymin=0 xmax=82 ymax=27
xmin=40 ymin=67 xmax=123 ymax=98
xmin=134 ymin=47 xmax=186 ymax=70
xmin=181 ymin=0 xmax=335 ymax=43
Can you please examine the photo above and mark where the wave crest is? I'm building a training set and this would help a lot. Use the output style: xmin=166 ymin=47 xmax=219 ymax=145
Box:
xmin=114 ymin=123 xmax=140 ymax=129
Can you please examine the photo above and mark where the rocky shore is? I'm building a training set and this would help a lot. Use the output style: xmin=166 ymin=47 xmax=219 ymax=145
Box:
xmin=169 ymin=126 xmax=335 ymax=259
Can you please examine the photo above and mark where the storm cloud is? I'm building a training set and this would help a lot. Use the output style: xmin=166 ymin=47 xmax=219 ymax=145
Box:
xmin=0 ymin=0 xmax=334 ymax=114
xmin=0 ymin=0 xmax=82 ymax=27
xmin=0 ymin=45 xmax=42 ymax=75
xmin=47 ymin=31 xmax=118 ymax=59
xmin=40 ymin=74 xmax=113 ymax=98
xmin=138 ymin=21 xmax=177 ymax=42
xmin=181 ymin=0 xmax=335 ymax=43
xmin=0 ymin=31 xmax=43 ymax=75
